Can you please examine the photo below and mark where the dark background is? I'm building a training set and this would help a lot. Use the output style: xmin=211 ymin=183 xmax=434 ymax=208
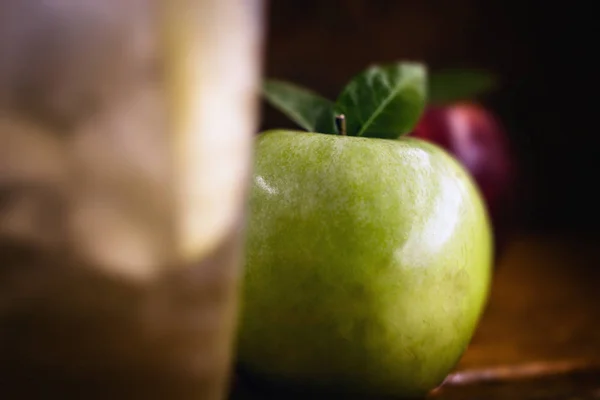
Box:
xmin=260 ymin=0 xmax=598 ymax=235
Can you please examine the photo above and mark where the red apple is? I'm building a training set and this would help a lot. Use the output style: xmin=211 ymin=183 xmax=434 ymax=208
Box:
xmin=411 ymin=102 xmax=516 ymax=259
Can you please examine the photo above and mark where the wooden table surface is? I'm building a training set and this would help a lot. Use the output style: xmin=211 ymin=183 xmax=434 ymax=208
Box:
xmin=232 ymin=234 xmax=600 ymax=399
xmin=430 ymin=234 xmax=600 ymax=399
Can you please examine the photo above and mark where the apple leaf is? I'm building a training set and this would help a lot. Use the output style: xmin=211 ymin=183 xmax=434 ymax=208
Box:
xmin=262 ymin=80 xmax=338 ymax=134
xmin=429 ymin=69 xmax=498 ymax=104
xmin=335 ymin=62 xmax=427 ymax=139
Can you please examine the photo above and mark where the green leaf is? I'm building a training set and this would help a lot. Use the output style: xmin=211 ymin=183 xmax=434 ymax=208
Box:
xmin=262 ymin=80 xmax=338 ymax=134
xmin=335 ymin=62 xmax=427 ymax=139
xmin=429 ymin=69 xmax=498 ymax=104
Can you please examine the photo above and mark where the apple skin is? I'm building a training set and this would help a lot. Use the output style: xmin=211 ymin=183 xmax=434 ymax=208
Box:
xmin=411 ymin=103 xmax=515 ymax=256
xmin=237 ymin=130 xmax=493 ymax=397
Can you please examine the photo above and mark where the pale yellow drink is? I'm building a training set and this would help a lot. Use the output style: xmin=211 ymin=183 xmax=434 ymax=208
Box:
xmin=0 ymin=0 xmax=264 ymax=398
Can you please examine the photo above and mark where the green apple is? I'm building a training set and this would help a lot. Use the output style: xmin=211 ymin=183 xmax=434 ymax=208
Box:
xmin=238 ymin=130 xmax=492 ymax=397
xmin=236 ymin=63 xmax=493 ymax=398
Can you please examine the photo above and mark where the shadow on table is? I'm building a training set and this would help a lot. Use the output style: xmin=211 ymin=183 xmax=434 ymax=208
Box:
xmin=229 ymin=367 xmax=427 ymax=400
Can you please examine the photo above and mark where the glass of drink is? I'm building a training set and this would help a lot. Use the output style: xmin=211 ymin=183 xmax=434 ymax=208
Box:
xmin=0 ymin=0 xmax=264 ymax=398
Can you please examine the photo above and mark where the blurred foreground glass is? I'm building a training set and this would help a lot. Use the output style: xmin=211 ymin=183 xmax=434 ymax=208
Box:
xmin=0 ymin=0 xmax=264 ymax=398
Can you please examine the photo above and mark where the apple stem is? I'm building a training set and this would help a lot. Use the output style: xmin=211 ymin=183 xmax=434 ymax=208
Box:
xmin=336 ymin=114 xmax=347 ymax=136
